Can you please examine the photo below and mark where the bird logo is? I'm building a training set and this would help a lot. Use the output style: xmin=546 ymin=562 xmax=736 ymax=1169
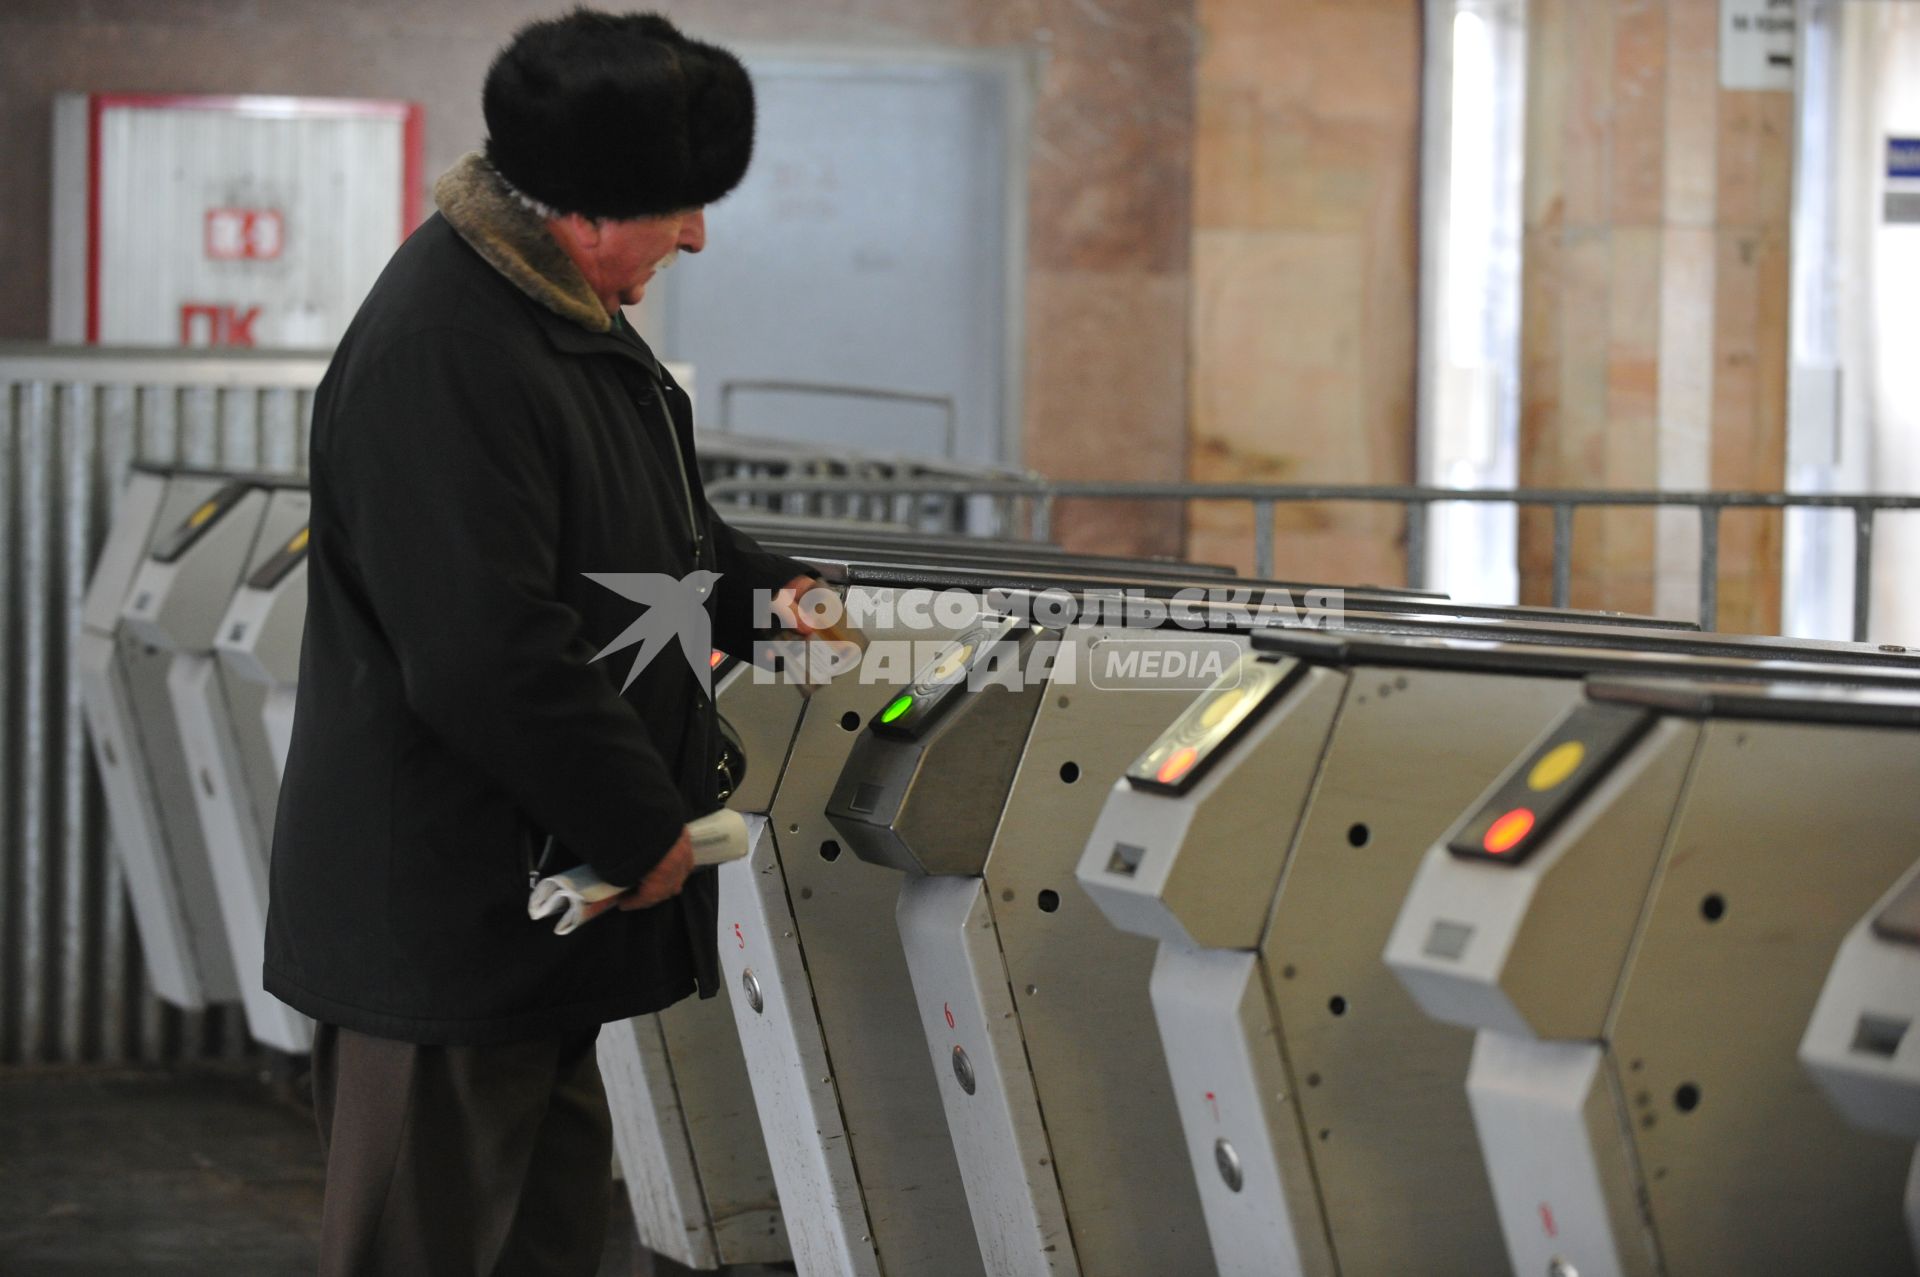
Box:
xmin=584 ymin=569 xmax=724 ymax=697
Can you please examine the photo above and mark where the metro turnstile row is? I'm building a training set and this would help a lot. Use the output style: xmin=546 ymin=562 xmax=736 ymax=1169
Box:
xmin=1063 ymin=627 xmax=1920 ymax=1277
xmin=81 ymin=466 xmax=1317 ymax=1272
xmin=1379 ymin=671 xmax=1920 ymax=1276
xmin=86 ymin=465 xmax=1920 ymax=1275
xmin=716 ymin=570 xmax=1919 ymax=1276
xmin=704 ymin=571 xmax=1725 ymax=1275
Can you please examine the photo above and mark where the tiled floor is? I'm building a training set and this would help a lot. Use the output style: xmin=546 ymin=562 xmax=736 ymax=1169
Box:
xmin=0 ymin=1065 xmax=780 ymax=1276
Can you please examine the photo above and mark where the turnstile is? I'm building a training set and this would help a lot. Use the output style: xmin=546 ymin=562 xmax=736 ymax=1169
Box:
xmin=77 ymin=469 xmax=247 ymax=1008
xmin=715 ymin=585 xmax=993 ymax=1277
xmin=825 ymin=613 xmax=1253 ymax=1274
xmin=215 ymin=518 xmax=309 ymax=778
xmin=590 ymin=643 xmax=795 ymax=1270
xmin=118 ymin=478 xmax=303 ymax=1045
xmin=170 ymin=491 xmax=315 ymax=1052
xmin=598 ymin=986 xmax=790 ymax=1269
xmin=1076 ymin=624 xmax=1920 ymax=1277
xmin=1384 ymin=676 xmax=1920 ymax=1276
xmin=1803 ymin=855 xmax=1920 ymax=1259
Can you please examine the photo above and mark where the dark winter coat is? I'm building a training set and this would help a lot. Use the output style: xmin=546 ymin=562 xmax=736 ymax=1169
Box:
xmin=264 ymin=153 xmax=804 ymax=1045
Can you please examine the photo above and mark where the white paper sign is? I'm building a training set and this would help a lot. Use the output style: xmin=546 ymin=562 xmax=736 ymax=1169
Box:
xmin=1721 ymin=0 xmax=1796 ymax=92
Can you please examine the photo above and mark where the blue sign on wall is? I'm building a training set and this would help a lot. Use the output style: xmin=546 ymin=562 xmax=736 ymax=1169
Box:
xmin=1891 ymin=137 xmax=1920 ymax=181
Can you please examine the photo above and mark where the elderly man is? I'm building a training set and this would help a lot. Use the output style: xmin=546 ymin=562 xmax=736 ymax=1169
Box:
xmin=264 ymin=12 xmax=811 ymax=1273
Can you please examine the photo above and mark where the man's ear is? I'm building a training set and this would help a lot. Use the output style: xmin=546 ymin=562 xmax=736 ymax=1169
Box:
xmin=551 ymin=212 xmax=603 ymax=251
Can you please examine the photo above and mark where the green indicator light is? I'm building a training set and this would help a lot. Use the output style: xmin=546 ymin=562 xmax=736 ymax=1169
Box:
xmin=880 ymin=694 xmax=914 ymax=724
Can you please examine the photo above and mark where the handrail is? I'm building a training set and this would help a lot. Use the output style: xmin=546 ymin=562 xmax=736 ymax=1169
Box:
xmin=706 ymin=475 xmax=1920 ymax=642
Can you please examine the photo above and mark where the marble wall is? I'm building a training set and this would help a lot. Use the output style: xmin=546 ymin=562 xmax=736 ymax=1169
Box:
xmin=1185 ymin=0 xmax=1424 ymax=584
xmin=1518 ymin=0 xmax=1791 ymax=630
xmin=0 ymin=0 xmax=1196 ymax=554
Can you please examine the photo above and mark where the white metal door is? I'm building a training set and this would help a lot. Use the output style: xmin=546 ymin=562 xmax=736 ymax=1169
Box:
xmin=650 ymin=54 xmax=1027 ymax=466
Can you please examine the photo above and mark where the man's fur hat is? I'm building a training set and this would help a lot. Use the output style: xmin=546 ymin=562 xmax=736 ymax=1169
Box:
xmin=483 ymin=9 xmax=754 ymax=220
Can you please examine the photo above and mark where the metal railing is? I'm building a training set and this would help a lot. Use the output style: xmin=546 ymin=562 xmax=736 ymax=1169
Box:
xmin=706 ymin=475 xmax=1920 ymax=643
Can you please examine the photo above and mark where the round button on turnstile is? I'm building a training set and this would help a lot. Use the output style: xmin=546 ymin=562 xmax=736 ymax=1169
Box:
xmin=1214 ymin=1138 xmax=1243 ymax=1193
xmin=741 ymin=968 xmax=764 ymax=1015
xmin=952 ymin=1045 xmax=976 ymax=1095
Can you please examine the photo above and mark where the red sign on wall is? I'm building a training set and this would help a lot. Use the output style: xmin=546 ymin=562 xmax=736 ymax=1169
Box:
xmin=204 ymin=207 xmax=284 ymax=261
xmin=179 ymin=303 xmax=261 ymax=347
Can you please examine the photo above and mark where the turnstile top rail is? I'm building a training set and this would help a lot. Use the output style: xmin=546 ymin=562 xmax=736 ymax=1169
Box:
xmin=1587 ymin=676 xmax=1920 ymax=724
xmin=130 ymin=460 xmax=307 ymax=489
xmin=824 ymin=561 xmax=1437 ymax=604
xmin=1256 ymin=624 xmax=1920 ymax=677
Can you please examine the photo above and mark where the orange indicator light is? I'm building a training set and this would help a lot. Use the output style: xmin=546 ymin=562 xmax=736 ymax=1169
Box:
xmin=1483 ymin=808 xmax=1536 ymax=855
xmin=1158 ymin=746 xmax=1200 ymax=785
xmin=709 ymin=650 xmax=726 ymax=669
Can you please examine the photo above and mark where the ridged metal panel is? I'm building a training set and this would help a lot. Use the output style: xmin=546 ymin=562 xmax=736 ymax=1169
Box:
xmin=0 ymin=346 xmax=321 ymax=1066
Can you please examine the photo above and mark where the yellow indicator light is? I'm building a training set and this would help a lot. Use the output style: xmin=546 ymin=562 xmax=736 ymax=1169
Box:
xmin=1527 ymin=740 xmax=1586 ymax=792
xmin=1199 ymin=687 xmax=1246 ymax=730
xmin=187 ymin=502 xmax=217 ymax=528
xmin=1157 ymin=745 xmax=1200 ymax=785
xmin=931 ymin=643 xmax=973 ymax=683
xmin=1483 ymin=808 xmax=1536 ymax=856
xmin=708 ymin=650 xmax=726 ymax=670
xmin=288 ymin=528 xmax=310 ymax=554
xmin=881 ymin=694 xmax=915 ymax=724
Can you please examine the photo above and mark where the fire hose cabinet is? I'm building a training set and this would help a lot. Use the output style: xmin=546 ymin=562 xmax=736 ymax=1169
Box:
xmin=50 ymin=93 xmax=423 ymax=349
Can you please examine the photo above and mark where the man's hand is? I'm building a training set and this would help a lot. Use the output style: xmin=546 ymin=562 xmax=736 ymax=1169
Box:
xmin=770 ymin=574 xmax=830 ymax=637
xmin=617 ymin=826 xmax=694 ymax=910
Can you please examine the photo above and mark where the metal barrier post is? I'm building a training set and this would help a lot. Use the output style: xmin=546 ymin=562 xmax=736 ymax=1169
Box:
xmin=1697 ymin=506 xmax=1720 ymax=632
xmin=1551 ymin=503 xmax=1574 ymax=610
xmin=1404 ymin=500 xmax=1428 ymax=592
xmin=1854 ymin=505 xmax=1876 ymax=643
xmin=1034 ymin=491 xmax=1055 ymax=543
xmin=1254 ymin=499 xmax=1276 ymax=579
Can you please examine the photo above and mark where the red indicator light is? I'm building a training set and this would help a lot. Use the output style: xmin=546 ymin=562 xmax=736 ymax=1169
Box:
xmin=1157 ymin=746 xmax=1200 ymax=785
xmin=1483 ymin=808 xmax=1536 ymax=856
xmin=709 ymin=650 xmax=726 ymax=669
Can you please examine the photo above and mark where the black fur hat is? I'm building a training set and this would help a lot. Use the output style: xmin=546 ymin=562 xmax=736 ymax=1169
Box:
xmin=482 ymin=9 xmax=754 ymax=220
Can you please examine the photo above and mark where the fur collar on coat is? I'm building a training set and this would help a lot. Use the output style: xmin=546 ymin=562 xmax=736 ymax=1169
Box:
xmin=433 ymin=151 xmax=612 ymax=334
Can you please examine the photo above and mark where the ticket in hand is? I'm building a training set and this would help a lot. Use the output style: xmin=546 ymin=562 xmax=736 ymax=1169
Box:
xmin=528 ymin=808 xmax=751 ymax=935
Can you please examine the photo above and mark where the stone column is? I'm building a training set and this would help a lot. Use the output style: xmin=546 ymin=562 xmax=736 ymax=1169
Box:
xmin=1186 ymin=0 xmax=1422 ymax=583
xmin=1518 ymin=0 xmax=1791 ymax=630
